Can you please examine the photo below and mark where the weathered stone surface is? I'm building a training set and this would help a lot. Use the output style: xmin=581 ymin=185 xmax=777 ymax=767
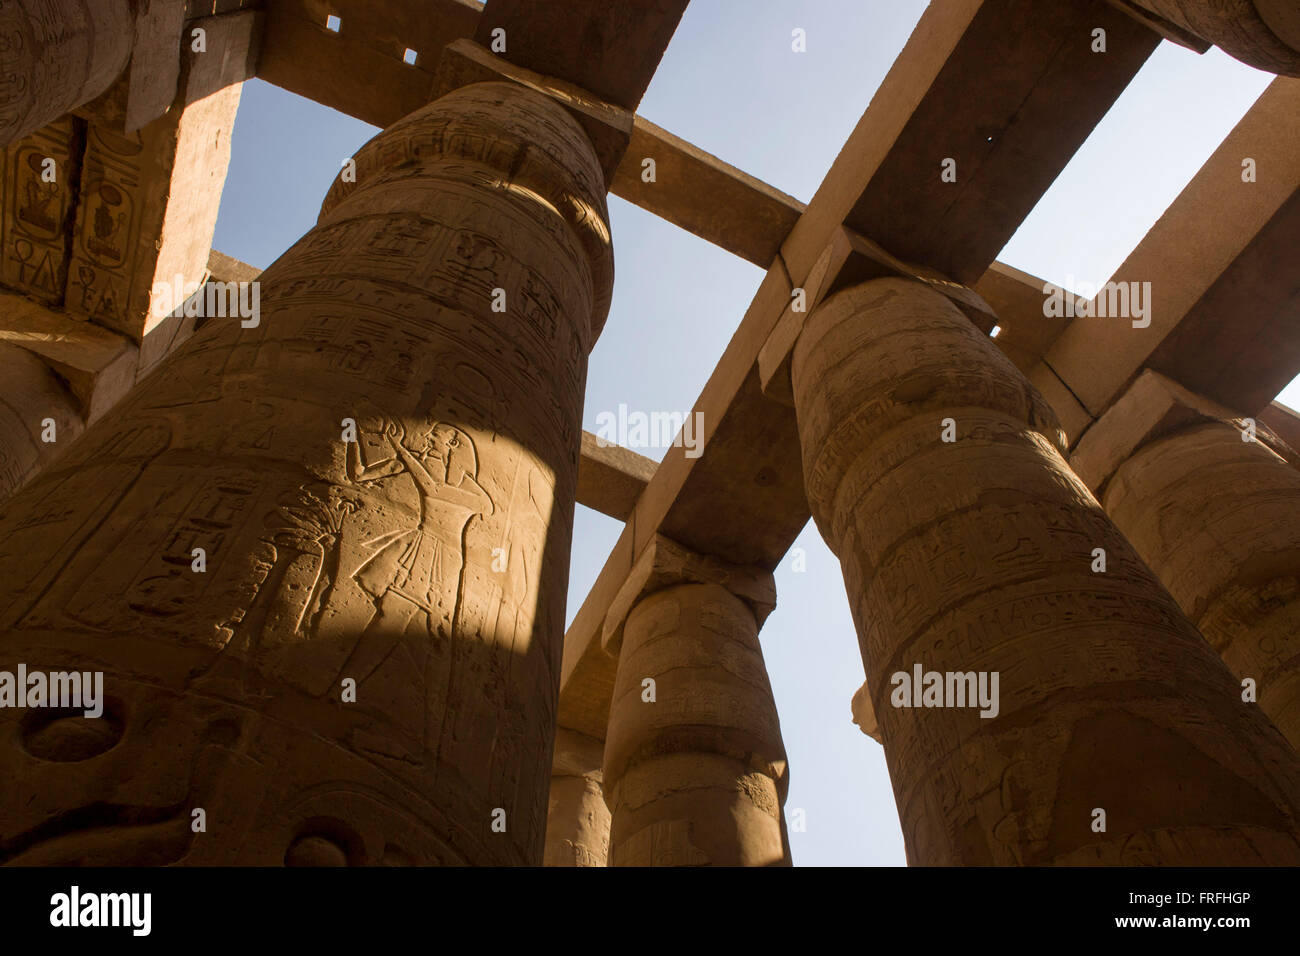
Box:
xmin=544 ymin=727 xmax=609 ymax=867
xmin=135 ymin=249 xmax=259 ymax=380
xmin=972 ymin=261 xmax=1072 ymax=375
xmin=0 ymin=115 xmax=83 ymax=306
xmin=610 ymin=116 xmax=804 ymax=269
xmin=1260 ymin=401 xmax=1300 ymax=458
xmin=122 ymin=0 xmax=188 ymax=133
xmin=471 ymin=0 xmax=687 ymax=112
xmin=0 ymin=256 xmax=258 ymax=505
xmin=576 ymin=429 xmax=654 ymax=521
xmin=256 ymin=0 xmax=481 ymax=129
xmin=759 ymin=225 xmax=996 ymax=404
xmin=560 ymin=1 xmax=1166 ymax=746
xmin=0 ymin=292 xmax=138 ymax=423
xmin=792 ymin=276 xmax=1300 ymax=865
xmin=0 ymin=0 xmax=134 ymax=147
xmin=604 ymin=582 xmax=789 ymax=867
xmin=66 ymin=15 xmax=250 ymax=341
xmin=850 ymin=680 xmax=881 ymax=743
xmin=601 ymin=532 xmax=776 ymax=656
xmin=0 ymin=340 xmax=82 ymax=499
xmin=1104 ymin=415 xmax=1300 ymax=751
xmin=1070 ymin=369 xmax=1242 ymax=494
xmin=1124 ymin=0 xmax=1300 ymax=76
xmin=0 ymin=81 xmax=612 ymax=866
xmin=1072 ymin=372 xmax=1300 ymax=752
xmin=431 ymin=39 xmax=632 ymax=186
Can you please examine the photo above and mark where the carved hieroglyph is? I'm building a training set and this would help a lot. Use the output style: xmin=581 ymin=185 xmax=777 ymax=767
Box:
xmin=0 ymin=0 xmax=134 ymax=147
xmin=65 ymin=29 xmax=247 ymax=342
xmin=0 ymin=81 xmax=613 ymax=866
xmin=1105 ymin=420 xmax=1300 ymax=751
xmin=603 ymin=583 xmax=790 ymax=866
xmin=791 ymin=277 xmax=1300 ymax=865
xmin=0 ymin=115 xmax=83 ymax=305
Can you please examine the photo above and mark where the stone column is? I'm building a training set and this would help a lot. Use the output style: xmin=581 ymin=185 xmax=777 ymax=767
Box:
xmin=791 ymin=276 xmax=1300 ymax=865
xmin=0 ymin=81 xmax=612 ymax=866
xmin=0 ymin=0 xmax=135 ymax=147
xmin=543 ymin=728 xmax=610 ymax=866
xmin=1072 ymin=371 xmax=1300 ymax=751
xmin=1124 ymin=0 xmax=1300 ymax=76
xmin=603 ymin=554 xmax=790 ymax=866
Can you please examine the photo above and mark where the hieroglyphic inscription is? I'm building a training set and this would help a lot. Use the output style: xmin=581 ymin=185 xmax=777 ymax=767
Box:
xmin=0 ymin=82 xmax=612 ymax=866
xmin=0 ymin=0 xmax=134 ymax=148
xmin=65 ymin=124 xmax=144 ymax=327
xmin=792 ymin=277 xmax=1300 ymax=866
xmin=1106 ymin=420 xmax=1300 ymax=751
xmin=0 ymin=115 xmax=83 ymax=303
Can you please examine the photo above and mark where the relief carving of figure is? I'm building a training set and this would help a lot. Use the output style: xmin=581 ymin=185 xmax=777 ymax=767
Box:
xmin=340 ymin=419 xmax=494 ymax=684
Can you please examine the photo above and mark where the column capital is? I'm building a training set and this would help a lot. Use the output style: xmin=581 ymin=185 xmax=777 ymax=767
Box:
xmin=601 ymin=533 xmax=775 ymax=656
xmin=431 ymin=38 xmax=633 ymax=187
xmin=1070 ymin=369 xmax=1297 ymax=495
xmin=322 ymin=79 xmax=615 ymax=344
xmin=758 ymin=227 xmax=996 ymax=405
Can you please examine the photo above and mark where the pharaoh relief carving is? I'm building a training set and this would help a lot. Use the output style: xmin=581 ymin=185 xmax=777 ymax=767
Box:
xmin=339 ymin=418 xmax=494 ymax=680
xmin=0 ymin=81 xmax=612 ymax=866
xmin=196 ymin=413 xmax=494 ymax=688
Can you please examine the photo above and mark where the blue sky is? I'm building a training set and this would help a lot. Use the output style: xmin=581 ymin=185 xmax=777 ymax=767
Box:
xmin=213 ymin=1 xmax=1287 ymax=865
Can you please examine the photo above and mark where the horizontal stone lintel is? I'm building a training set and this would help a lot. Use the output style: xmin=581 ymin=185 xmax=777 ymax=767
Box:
xmin=577 ymin=430 xmax=655 ymax=522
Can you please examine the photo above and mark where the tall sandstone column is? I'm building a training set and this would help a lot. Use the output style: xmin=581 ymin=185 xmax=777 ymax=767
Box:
xmin=603 ymin=582 xmax=790 ymax=866
xmin=0 ymin=81 xmax=612 ymax=866
xmin=543 ymin=728 xmax=610 ymax=866
xmin=1103 ymin=416 xmax=1300 ymax=751
xmin=791 ymin=277 xmax=1300 ymax=865
xmin=0 ymin=0 xmax=135 ymax=146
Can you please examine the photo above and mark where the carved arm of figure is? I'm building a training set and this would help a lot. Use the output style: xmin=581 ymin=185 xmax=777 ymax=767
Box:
xmin=386 ymin=429 xmax=495 ymax=518
xmin=347 ymin=419 xmax=406 ymax=483
xmin=442 ymin=472 xmax=494 ymax=517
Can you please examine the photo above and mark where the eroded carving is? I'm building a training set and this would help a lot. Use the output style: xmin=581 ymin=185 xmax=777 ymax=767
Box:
xmin=791 ymin=277 xmax=1300 ymax=866
xmin=0 ymin=82 xmax=612 ymax=866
